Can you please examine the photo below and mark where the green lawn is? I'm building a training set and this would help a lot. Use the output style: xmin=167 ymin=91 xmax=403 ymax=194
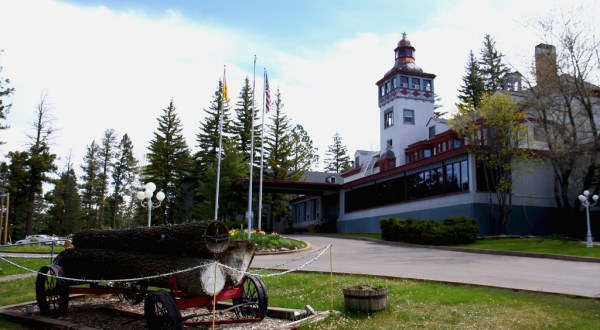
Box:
xmin=0 ymin=244 xmax=65 ymax=253
xmin=453 ymin=238 xmax=600 ymax=258
xmin=0 ymin=257 xmax=52 ymax=276
xmin=1 ymin=258 xmax=600 ymax=329
xmin=324 ymin=233 xmax=600 ymax=259
xmin=262 ymin=272 xmax=600 ymax=329
xmin=0 ymin=271 xmax=599 ymax=329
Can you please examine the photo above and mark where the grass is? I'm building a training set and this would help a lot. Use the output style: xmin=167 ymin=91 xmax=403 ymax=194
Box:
xmin=0 ymin=257 xmax=52 ymax=276
xmin=0 ymin=244 xmax=65 ymax=253
xmin=326 ymin=233 xmax=600 ymax=259
xmin=0 ymin=264 xmax=599 ymax=329
xmin=260 ymin=272 xmax=600 ymax=329
xmin=453 ymin=237 xmax=600 ymax=258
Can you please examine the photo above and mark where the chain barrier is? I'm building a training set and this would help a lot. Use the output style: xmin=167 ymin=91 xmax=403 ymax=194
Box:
xmin=221 ymin=244 xmax=332 ymax=278
xmin=252 ymin=244 xmax=331 ymax=273
xmin=0 ymin=244 xmax=332 ymax=282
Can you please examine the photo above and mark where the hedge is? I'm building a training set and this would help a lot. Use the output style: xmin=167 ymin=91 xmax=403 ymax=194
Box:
xmin=379 ymin=216 xmax=479 ymax=245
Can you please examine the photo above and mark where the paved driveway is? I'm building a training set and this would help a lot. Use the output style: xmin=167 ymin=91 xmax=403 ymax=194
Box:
xmin=252 ymin=235 xmax=600 ymax=298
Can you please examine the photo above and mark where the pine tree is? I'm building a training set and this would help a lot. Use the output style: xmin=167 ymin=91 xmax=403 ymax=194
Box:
xmin=457 ymin=50 xmax=486 ymax=110
xmin=110 ymin=133 xmax=137 ymax=228
xmin=80 ymin=141 xmax=100 ymax=229
xmin=3 ymin=151 xmax=31 ymax=240
xmin=144 ymin=100 xmax=191 ymax=225
xmin=195 ymin=139 xmax=245 ymax=222
xmin=263 ymin=89 xmax=300 ymax=230
xmin=479 ymin=34 xmax=509 ymax=92
xmin=232 ymin=77 xmax=261 ymax=165
xmin=97 ymin=129 xmax=117 ymax=227
xmin=195 ymin=80 xmax=233 ymax=174
xmin=324 ymin=133 xmax=351 ymax=173
xmin=0 ymin=49 xmax=14 ymax=143
xmin=265 ymin=88 xmax=299 ymax=181
xmin=290 ymin=125 xmax=319 ymax=172
xmin=46 ymin=159 xmax=81 ymax=235
xmin=24 ymin=94 xmax=57 ymax=235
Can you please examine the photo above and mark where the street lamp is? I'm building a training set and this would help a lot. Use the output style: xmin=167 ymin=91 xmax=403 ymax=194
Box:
xmin=136 ymin=182 xmax=165 ymax=227
xmin=578 ymin=190 xmax=598 ymax=248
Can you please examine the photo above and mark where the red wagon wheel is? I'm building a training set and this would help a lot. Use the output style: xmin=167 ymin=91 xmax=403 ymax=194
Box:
xmin=144 ymin=290 xmax=183 ymax=330
xmin=233 ymin=274 xmax=268 ymax=319
xmin=35 ymin=265 xmax=69 ymax=317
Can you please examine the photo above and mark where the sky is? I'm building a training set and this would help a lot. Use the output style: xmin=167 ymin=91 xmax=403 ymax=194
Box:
xmin=0 ymin=0 xmax=597 ymax=177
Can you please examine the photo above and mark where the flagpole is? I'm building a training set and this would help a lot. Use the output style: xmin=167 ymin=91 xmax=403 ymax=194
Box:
xmin=246 ymin=55 xmax=257 ymax=239
xmin=258 ymin=69 xmax=267 ymax=231
xmin=214 ymin=65 xmax=227 ymax=222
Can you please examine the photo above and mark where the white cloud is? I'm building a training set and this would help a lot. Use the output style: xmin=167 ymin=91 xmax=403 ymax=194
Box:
xmin=0 ymin=0 xmax=597 ymax=177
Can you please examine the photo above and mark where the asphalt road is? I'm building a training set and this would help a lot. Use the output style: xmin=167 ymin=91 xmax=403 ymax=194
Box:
xmin=252 ymin=235 xmax=600 ymax=298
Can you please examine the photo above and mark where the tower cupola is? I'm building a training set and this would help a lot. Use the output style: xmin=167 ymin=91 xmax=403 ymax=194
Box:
xmin=393 ymin=33 xmax=422 ymax=73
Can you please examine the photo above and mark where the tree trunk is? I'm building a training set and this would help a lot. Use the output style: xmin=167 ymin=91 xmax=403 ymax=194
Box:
xmin=72 ymin=221 xmax=230 ymax=256
xmin=56 ymin=248 xmax=226 ymax=295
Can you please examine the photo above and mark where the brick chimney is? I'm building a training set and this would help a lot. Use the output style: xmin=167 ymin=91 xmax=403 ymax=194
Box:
xmin=535 ymin=43 xmax=557 ymax=87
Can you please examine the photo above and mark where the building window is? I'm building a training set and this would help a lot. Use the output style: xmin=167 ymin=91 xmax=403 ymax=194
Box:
xmin=429 ymin=126 xmax=436 ymax=139
xmin=533 ymin=126 xmax=546 ymax=141
xmin=423 ymin=79 xmax=432 ymax=91
xmin=411 ymin=78 xmax=420 ymax=90
xmin=386 ymin=139 xmax=393 ymax=149
xmin=400 ymin=76 xmax=409 ymax=88
xmin=403 ymin=109 xmax=414 ymax=124
xmin=384 ymin=109 xmax=394 ymax=128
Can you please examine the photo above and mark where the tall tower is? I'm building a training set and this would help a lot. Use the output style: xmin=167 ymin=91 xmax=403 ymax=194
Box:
xmin=376 ymin=33 xmax=436 ymax=165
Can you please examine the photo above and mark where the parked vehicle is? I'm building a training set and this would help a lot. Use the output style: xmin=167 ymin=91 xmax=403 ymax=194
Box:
xmin=15 ymin=235 xmax=59 ymax=246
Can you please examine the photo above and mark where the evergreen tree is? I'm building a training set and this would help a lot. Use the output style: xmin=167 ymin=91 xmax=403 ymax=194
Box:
xmin=97 ymin=129 xmax=117 ymax=227
xmin=324 ymin=133 xmax=351 ymax=173
xmin=232 ymin=77 xmax=261 ymax=165
xmin=24 ymin=94 xmax=57 ymax=235
xmin=195 ymin=80 xmax=233 ymax=174
xmin=2 ymin=151 xmax=30 ymax=240
xmin=457 ymin=50 xmax=486 ymax=110
xmin=265 ymin=88 xmax=299 ymax=180
xmin=46 ymin=159 xmax=81 ymax=235
xmin=195 ymin=139 xmax=245 ymax=222
xmin=479 ymin=34 xmax=509 ymax=92
xmin=263 ymin=89 xmax=300 ymax=230
xmin=110 ymin=133 xmax=137 ymax=228
xmin=80 ymin=141 xmax=100 ymax=229
xmin=290 ymin=124 xmax=319 ymax=172
xmin=144 ymin=100 xmax=191 ymax=225
xmin=0 ymin=50 xmax=14 ymax=142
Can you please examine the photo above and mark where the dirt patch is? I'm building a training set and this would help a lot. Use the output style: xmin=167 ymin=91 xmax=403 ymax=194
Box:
xmin=5 ymin=295 xmax=296 ymax=329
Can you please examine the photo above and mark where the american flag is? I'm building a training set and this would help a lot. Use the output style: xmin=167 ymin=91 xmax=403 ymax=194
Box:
xmin=265 ymin=71 xmax=271 ymax=113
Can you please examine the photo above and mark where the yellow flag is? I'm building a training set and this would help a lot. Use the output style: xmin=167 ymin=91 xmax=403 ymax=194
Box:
xmin=222 ymin=68 xmax=229 ymax=106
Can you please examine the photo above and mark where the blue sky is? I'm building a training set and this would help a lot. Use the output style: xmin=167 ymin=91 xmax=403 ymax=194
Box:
xmin=0 ymin=0 xmax=596 ymax=176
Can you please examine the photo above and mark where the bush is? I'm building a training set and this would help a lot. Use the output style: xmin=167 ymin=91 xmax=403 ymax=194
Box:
xmin=379 ymin=216 xmax=479 ymax=245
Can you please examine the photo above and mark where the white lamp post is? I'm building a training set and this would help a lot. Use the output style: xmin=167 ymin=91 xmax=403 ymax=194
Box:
xmin=136 ymin=182 xmax=165 ymax=227
xmin=578 ymin=190 xmax=598 ymax=248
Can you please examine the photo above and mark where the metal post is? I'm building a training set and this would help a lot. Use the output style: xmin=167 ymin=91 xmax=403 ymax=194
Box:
xmin=586 ymin=203 xmax=593 ymax=247
xmin=147 ymin=198 xmax=153 ymax=228
xmin=3 ymin=193 xmax=8 ymax=245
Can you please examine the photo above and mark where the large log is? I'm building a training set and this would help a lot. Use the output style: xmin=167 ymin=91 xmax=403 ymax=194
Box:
xmin=56 ymin=248 xmax=226 ymax=295
xmin=72 ymin=221 xmax=230 ymax=256
xmin=219 ymin=240 xmax=257 ymax=285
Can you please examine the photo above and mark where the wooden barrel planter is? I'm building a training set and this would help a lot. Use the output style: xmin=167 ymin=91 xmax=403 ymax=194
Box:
xmin=343 ymin=285 xmax=388 ymax=313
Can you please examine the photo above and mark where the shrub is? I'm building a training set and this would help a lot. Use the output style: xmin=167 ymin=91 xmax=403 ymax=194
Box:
xmin=379 ymin=216 xmax=479 ymax=245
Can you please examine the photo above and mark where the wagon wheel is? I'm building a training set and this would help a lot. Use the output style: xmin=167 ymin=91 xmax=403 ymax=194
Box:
xmin=116 ymin=281 xmax=148 ymax=304
xmin=36 ymin=265 xmax=69 ymax=317
xmin=232 ymin=274 xmax=268 ymax=319
xmin=144 ymin=290 xmax=183 ymax=330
